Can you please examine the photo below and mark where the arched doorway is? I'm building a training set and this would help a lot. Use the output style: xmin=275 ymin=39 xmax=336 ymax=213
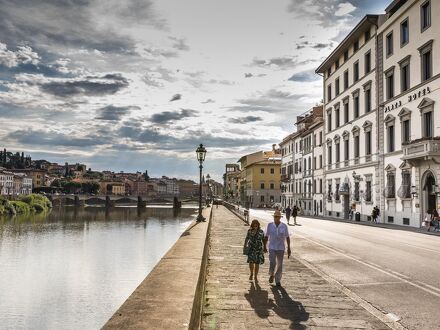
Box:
xmin=422 ymin=170 xmax=437 ymax=216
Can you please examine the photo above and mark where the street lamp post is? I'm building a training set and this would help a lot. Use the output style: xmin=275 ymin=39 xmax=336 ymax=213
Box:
xmin=196 ymin=144 xmax=207 ymax=222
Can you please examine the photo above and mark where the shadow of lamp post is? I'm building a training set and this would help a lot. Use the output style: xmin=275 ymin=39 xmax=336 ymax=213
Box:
xmin=196 ymin=144 xmax=207 ymax=222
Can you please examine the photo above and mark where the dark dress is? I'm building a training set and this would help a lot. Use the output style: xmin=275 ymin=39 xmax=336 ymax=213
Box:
xmin=245 ymin=229 xmax=265 ymax=264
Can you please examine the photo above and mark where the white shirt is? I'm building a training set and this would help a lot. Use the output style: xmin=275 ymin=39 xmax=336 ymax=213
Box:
xmin=265 ymin=222 xmax=290 ymax=251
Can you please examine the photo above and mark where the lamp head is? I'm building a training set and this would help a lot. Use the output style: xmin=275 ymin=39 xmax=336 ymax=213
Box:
xmin=196 ymin=144 xmax=207 ymax=163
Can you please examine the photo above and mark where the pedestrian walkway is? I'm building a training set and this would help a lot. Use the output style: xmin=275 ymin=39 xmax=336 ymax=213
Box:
xmin=202 ymin=206 xmax=391 ymax=329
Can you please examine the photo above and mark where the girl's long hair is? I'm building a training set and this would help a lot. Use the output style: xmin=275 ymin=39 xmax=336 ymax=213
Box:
xmin=250 ymin=219 xmax=261 ymax=231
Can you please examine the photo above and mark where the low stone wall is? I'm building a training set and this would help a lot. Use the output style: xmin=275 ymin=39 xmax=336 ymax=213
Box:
xmin=222 ymin=201 xmax=249 ymax=225
xmin=103 ymin=207 xmax=212 ymax=329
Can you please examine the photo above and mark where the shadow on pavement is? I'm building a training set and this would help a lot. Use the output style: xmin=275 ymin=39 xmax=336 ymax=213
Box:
xmin=271 ymin=285 xmax=309 ymax=329
xmin=244 ymin=282 xmax=271 ymax=318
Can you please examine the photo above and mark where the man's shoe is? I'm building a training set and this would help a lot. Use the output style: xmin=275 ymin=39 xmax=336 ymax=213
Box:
xmin=269 ymin=275 xmax=274 ymax=283
xmin=276 ymin=282 xmax=281 ymax=287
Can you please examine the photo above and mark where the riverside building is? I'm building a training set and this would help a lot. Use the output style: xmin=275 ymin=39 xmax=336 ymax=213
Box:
xmin=316 ymin=15 xmax=383 ymax=221
xmin=378 ymin=0 xmax=440 ymax=226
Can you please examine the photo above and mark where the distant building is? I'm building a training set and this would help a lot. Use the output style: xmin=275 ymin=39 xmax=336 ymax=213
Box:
xmin=238 ymin=145 xmax=282 ymax=207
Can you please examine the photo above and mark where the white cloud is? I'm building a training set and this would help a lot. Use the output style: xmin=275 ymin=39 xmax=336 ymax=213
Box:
xmin=0 ymin=43 xmax=40 ymax=68
xmin=335 ymin=2 xmax=356 ymax=16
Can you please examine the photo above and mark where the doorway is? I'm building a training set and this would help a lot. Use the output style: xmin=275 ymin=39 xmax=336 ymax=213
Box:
xmin=422 ymin=170 xmax=437 ymax=216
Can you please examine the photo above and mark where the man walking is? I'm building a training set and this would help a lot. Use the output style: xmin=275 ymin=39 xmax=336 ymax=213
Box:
xmin=292 ymin=205 xmax=298 ymax=225
xmin=285 ymin=205 xmax=292 ymax=225
xmin=263 ymin=210 xmax=291 ymax=287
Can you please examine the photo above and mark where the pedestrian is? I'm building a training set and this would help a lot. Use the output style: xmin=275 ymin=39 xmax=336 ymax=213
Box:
xmin=263 ymin=210 xmax=291 ymax=287
xmin=292 ymin=205 xmax=298 ymax=225
xmin=376 ymin=206 xmax=381 ymax=223
xmin=285 ymin=205 xmax=292 ymax=225
xmin=243 ymin=219 xmax=265 ymax=281
xmin=428 ymin=208 xmax=439 ymax=232
xmin=371 ymin=206 xmax=378 ymax=223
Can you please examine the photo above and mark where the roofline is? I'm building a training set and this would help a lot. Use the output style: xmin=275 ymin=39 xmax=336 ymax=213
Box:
xmin=315 ymin=15 xmax=380 ymax=74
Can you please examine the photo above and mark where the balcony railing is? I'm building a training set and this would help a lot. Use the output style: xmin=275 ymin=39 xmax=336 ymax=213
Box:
xmin=402 ymin=138 xmax=440 ymax=161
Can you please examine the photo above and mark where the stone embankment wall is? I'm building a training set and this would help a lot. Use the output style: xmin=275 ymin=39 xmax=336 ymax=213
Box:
xmin=103 ymin=207 xmax=212 ymax=329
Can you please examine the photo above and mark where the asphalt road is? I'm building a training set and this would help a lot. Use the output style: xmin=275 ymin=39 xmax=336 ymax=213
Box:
xmin=249 ymin=208 xmax=440 ymax=330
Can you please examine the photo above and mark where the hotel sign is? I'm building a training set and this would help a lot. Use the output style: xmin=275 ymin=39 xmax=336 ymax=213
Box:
xmin=384 ymin=86 xmax=431 ymax=113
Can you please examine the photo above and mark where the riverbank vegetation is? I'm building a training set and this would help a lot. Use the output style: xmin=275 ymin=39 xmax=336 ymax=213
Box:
xmin=0 ymin=194 xmax=52 ymax=215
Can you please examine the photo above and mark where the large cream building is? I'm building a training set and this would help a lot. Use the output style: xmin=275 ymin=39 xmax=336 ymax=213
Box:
xmin=278 ymin=0 xmax=439 ymax=228
xmin=316 ymin=15 xmax=382 ymax=221
xmin=379 ymin=0 xmax=440 ymax=226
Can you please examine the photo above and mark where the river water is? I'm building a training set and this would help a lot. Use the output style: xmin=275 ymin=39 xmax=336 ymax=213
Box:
xmin=0 ymin=205 xmax=196 ymax=330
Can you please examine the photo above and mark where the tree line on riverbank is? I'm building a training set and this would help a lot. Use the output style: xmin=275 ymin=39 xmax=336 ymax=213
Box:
xmin=0 ymin=194 xmax=52 ymax=216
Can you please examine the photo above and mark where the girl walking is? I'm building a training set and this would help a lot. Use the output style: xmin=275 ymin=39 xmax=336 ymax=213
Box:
xmin=243 ymin=219 xmax=265 ymax=281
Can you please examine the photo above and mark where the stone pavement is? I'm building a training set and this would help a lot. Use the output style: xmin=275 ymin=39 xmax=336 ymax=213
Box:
xmin=201 ymin=206 xmax=391 ymax=329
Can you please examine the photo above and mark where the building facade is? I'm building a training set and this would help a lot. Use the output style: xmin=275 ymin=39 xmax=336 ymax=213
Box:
xmin=238 ymin=147 xmax=282 ymax=208
xmin=378 ymin=0 xmax=440 ymax=226
xmin=316 ymin=15 xmax=382 ymax=221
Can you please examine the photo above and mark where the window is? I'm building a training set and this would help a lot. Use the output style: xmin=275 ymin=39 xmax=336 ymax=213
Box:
xmin=343 ymin=100 xmax=349 ymax=124
xmin=344 ymin=50 xmax=349 ymax=61
xmin=388 ymin=125 xmax=395 ymax=152
xmin=335 ymin=58 xmax=339 ymax=69
xmin=353 ymin=92 xmax=359 ymax=118
xmin=319 ymin=132 xmax=322 ymax=145
xmin=401 ymin=18 xmax=409 ymax=46
xmin=354 ymin=182 xmax=360 ymax=201
xmin=344 ymin=138 xmax=349 ymax=161
xmin=365 ymin=180 xmax=372 ymax=202
xmin=328 ymin=145 xmax=332 ymax=164
xmin=364 ymin=29 xmax=371 ymax=41
xmin=260 ymin=168 xmax=264 ymax=174
xmin=270 ymin=168 xmax=274 ymax=174
xmin=319 ymin=155 xmax=322 ymax=168
xmin=365 ymin=88 xmax=371 ymax=113
xmin=423 ymin=111 xmax=433 ymax=138
xmin=335 ymin=183 xmax=340 ymax=201
xmin=386 ymin=32 xmax=393 ymax=56
xmin=327 ymin=183 xmax=332 ymax=201
xmin=335 ymin=78 xmax=340 ymax=96
xmin=402 ymin=119 xmax=410 ymax=143
xmin=344 ymin=70 xmax=349 ymax=90
xmin=400 ymin=58 xmax=410 ymax=92
xmin=260 ymin=195 xmax=265 ymax=202
xmin=386 ymin=68 xmax=395 ymax=100
xmin=386 ymin=172 xmax=396 ymax=198
xmin=327 ymin=84 xmax=332 ymax=101
xmin=365 ymin=131 xmax=372 ymax=155
xmin=353 ymin=61 xmax=359 ymax=82
xmin=327 ymin=67 xmax=331 ymax=78
xmin=335 ymin=141 xmax=340 ymax=163
xmin=420 ymin=41 xmax=433 ymax=81
xmin=260 ymin=183 xmax=265 ymax=189
xmin=354 ymin=135 xmax=360 ymax=158
xmin=354 ymin=40 xmax=359 ymax=52
xmin=335 ymin=107 xmax=340 ymax=128
xmin=365 ymin=51 xmax=371 ymax=73
xmin=421 ymin=1 xmax=431 ymax=31
xmin=400 ymin=171 xmax=411 ymax=198
xmin=270 ymin=183 xmax=274 ymax=189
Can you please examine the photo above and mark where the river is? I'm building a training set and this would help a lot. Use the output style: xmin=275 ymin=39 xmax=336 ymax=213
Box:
xmin=0 ymin=205 xmax=196 ymax=330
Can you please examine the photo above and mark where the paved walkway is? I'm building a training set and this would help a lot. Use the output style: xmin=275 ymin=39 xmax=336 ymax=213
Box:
xmin=202 ymin=206 xmax=391 ymax=329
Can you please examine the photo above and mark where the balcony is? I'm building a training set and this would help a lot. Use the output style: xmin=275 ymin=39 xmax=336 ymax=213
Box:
xmin=402 ymin=138 xmax=440 ymax=162
xmin=281 ymin=174 xmax=289 ymax=182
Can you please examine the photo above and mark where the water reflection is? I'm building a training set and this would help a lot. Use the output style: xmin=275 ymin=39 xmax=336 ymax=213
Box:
xmin=0 ymin=205 xmax=196 ymax=330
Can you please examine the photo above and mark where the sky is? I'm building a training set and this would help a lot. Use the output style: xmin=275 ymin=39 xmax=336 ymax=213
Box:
xmin=0 ymin=0 xmax=389 ymax=182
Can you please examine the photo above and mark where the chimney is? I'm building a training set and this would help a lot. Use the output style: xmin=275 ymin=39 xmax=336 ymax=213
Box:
xmin=272 ymin=144 xmax=276 ymax=151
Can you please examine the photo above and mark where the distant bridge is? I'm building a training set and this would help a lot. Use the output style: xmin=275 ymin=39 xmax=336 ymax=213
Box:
xmin=48 ymin=194 xmax=201 ymax=208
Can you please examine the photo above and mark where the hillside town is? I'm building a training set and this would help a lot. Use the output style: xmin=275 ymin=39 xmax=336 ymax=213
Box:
xmin=0 ymin=148 xmax=223 ymax=199
xmin=224 ymin=0 xmax=439 ymax=229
